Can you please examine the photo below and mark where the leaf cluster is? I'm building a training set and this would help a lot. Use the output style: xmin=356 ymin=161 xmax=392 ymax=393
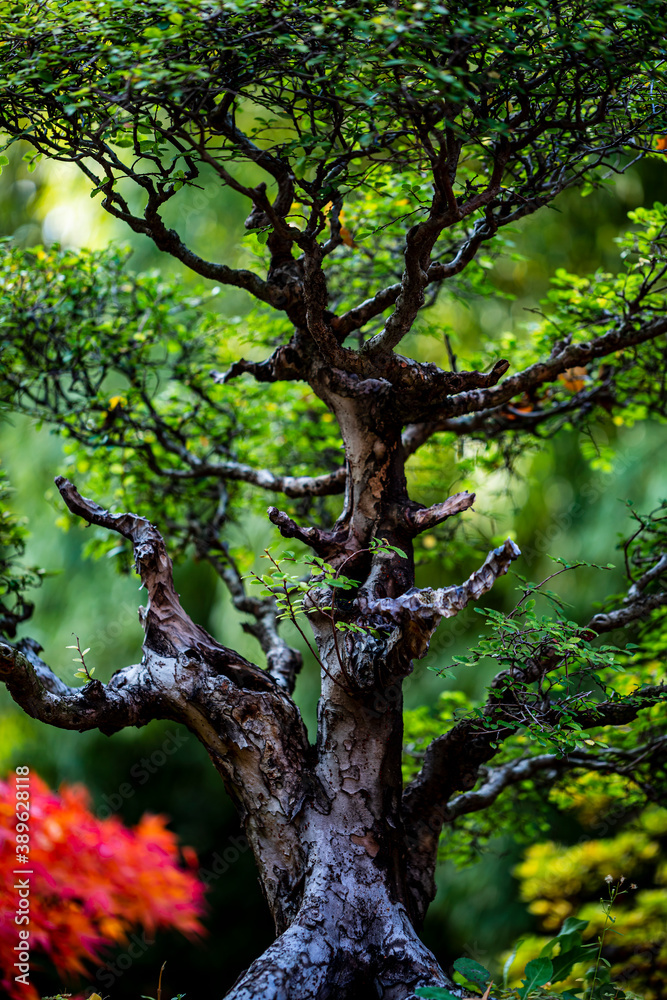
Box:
xmin=512 ymin=812 xmax=667 ymax=999
xmin=418 ymin=910 xmax=639 ymax=999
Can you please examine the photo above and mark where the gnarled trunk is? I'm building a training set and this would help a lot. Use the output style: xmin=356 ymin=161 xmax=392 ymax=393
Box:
xmin=226 ymin=641 xmax=455 ymax=1000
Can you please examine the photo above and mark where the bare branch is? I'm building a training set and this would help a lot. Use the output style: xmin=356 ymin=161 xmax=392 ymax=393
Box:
xmin=586 ymin=591 xmax=667 ymax=636
xmin=405 ymin=491 xmax=475 ymax=535
xmin=358 ymin=538 xmax=521 ymax=657
xmin=626 ymin=554 xmax=667 ymax=602
xmin=0 ymin=637 xmax=158 ymax=736
xmin=445 ymin=736 xmax=667 ymax=820
xmin=445 ymin=753 xmax=563 ymax=819
xmin=212 ymin=341 xmax=305 ymax=385
xmin=155 ymin=457 xmax=346 ymax=498
xmin=100 ymin=193 xmax=281 ymax=308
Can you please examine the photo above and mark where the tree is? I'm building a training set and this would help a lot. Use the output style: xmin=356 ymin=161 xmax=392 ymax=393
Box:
xmin=0 ymin=1 xmax=666 ymax=996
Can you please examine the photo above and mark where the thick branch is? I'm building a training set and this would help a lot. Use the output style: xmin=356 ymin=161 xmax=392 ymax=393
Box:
xmin=401 ymin=385 xmax=608 ymax=454
xmin=435 ymin=315 xmax=667 ymax=422
xmin=626 ymin=553 xmax=667 ymax=602
xmin=0 ymin=638 xmax=158 ymax=736
xmin=405 ymin=491 xmax=475 ymax=535
xmin=55 ymin=476 xmax=266 ymax=681
xmin=358 ymin=538 xmax=521 ymax=658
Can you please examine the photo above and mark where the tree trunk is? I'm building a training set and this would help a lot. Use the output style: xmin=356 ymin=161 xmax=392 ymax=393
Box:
xmin=222 ymin=385 xmax=468 ymax=997
xmin=226 ymin=641 xmax=455 ymax=1000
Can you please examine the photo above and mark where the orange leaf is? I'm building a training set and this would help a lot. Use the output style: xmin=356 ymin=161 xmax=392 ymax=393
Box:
xmin=558 ymin=366 xmax=588 ymax=392
xmin=340 ymin=225 xmax=356 ymax=248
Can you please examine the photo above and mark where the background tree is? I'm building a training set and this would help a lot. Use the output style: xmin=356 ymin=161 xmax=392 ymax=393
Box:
xmin=0 ymin=2 xmax=666 ymax=997
xmin=509 ymin=801 xmax=667 ymax=999
xmin=0 ymin=770 xmax=205 ymax=1000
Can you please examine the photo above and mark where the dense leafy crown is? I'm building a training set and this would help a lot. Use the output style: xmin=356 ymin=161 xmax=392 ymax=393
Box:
xmin=1 ymin=0 xmax=666 ymax=304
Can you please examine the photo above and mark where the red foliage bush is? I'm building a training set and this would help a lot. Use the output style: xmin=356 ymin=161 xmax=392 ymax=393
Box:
xmin=0 ymin=772 xmax=206 ymax=999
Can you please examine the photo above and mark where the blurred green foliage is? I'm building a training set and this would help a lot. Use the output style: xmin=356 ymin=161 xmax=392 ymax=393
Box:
xmin=508 ymin=807 xmax=667 ymax=999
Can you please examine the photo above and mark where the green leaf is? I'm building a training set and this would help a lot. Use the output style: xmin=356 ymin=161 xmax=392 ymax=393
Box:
xmin=550 ymin=944 xmax=596 ymax=984
xmin=453 ymin=957 xmax=491 ymax=987
xmin=541 ymin=918 xmax=588 ymax=957
xmin=414 ymin=989 xmax=460 ymax=1000
xmin=503 ymin=938 xmax=524 ymax=987
xmin=517 ymin=956 xmax=553 ymax=998
xmin=558 ymin=917 xmax=589 ymax=940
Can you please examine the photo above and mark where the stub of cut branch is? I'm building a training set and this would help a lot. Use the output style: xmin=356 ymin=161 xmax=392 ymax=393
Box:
xmin=359 ymin=537 xmax=521 ymax=657
xmin=267 ymin=506 xmax=333 ymax=555
xmin=405 ymin=491 xmax=475 ymax=535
